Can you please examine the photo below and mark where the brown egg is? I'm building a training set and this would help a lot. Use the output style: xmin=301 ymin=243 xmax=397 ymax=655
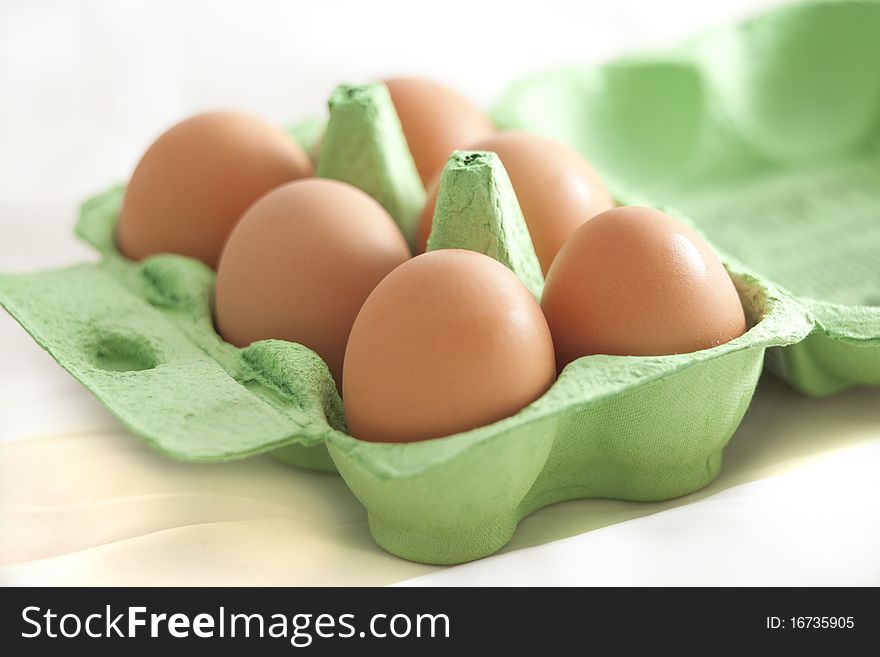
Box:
xmin=417 ymin=131 xmax=614 ymax=273
xmin=309 ymin=134 xmax=323 ymax=166
xmin=214 ymin=178 xmax=411 ymax=386
xmin=117 ymin=111 xmax=313 ymax=268
xmin=384 ymin=77 xmax=495 ymax=185
xmin=541 ymin=206 xmax=747 ymax=369
xmin=343 ymin=249 xmax=556 ymax=443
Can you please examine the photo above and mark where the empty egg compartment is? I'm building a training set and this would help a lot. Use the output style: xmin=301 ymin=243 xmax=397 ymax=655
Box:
xmin=494 ymin=0 xmax=880 ymax=396
xmin=0 ymin=186 xmax=344 ymax=470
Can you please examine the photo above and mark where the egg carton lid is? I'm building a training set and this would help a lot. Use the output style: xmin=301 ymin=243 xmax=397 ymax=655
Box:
xmin=493 ymin=0 xmax=880 ymax=395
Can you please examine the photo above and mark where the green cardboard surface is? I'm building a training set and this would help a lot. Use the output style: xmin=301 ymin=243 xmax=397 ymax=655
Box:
xmin=0 ymin=3 xmax=873 ymax=563
xmin=426 ymin=151 xmax=544 ymax=300
xmin=316 ymin=83 xmax=425 ymax=249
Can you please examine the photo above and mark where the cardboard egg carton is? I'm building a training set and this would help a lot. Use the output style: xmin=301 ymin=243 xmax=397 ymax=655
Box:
xmin=1 ymin=0 xmax=876 ymax=564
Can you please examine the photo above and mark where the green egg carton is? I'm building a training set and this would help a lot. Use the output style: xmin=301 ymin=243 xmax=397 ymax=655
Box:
xmin=0 ymin=0 xmax=874 ymax=565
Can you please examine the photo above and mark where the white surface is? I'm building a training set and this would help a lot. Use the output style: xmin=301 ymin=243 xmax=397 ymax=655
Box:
xmin=2 ymin=0 xmax=879 ymax=586
xmin=398 ymin=441 xmax=880 ymax=586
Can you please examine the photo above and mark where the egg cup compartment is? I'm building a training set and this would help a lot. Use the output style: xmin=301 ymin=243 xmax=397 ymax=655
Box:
xmin=494 ymin=0 xmax=880 ymax=397
xmin=1 ymin=3 xmax=873 ymax=564
xmin=326 ymin=266 xmax=808 ymax=563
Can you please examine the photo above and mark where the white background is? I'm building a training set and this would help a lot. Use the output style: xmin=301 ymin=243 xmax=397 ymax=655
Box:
xmin=2 ymin=0 xmax=879 ymax=586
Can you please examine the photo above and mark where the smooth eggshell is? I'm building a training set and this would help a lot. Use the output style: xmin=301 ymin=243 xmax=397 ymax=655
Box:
xmin=214 ymin=178 xmax=411 ymax=386
xmin=117 ymin=111 xmax=313 ymax=268
xmin=417 ymin=131 xmax=614 ymax=273
xmin=384 ymin=77 xmax=495 ymax=185
xmin=343 ymin=249 xmax=556 ymax=443
xmin=541 ymin=206 xmax=747 ymax=369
